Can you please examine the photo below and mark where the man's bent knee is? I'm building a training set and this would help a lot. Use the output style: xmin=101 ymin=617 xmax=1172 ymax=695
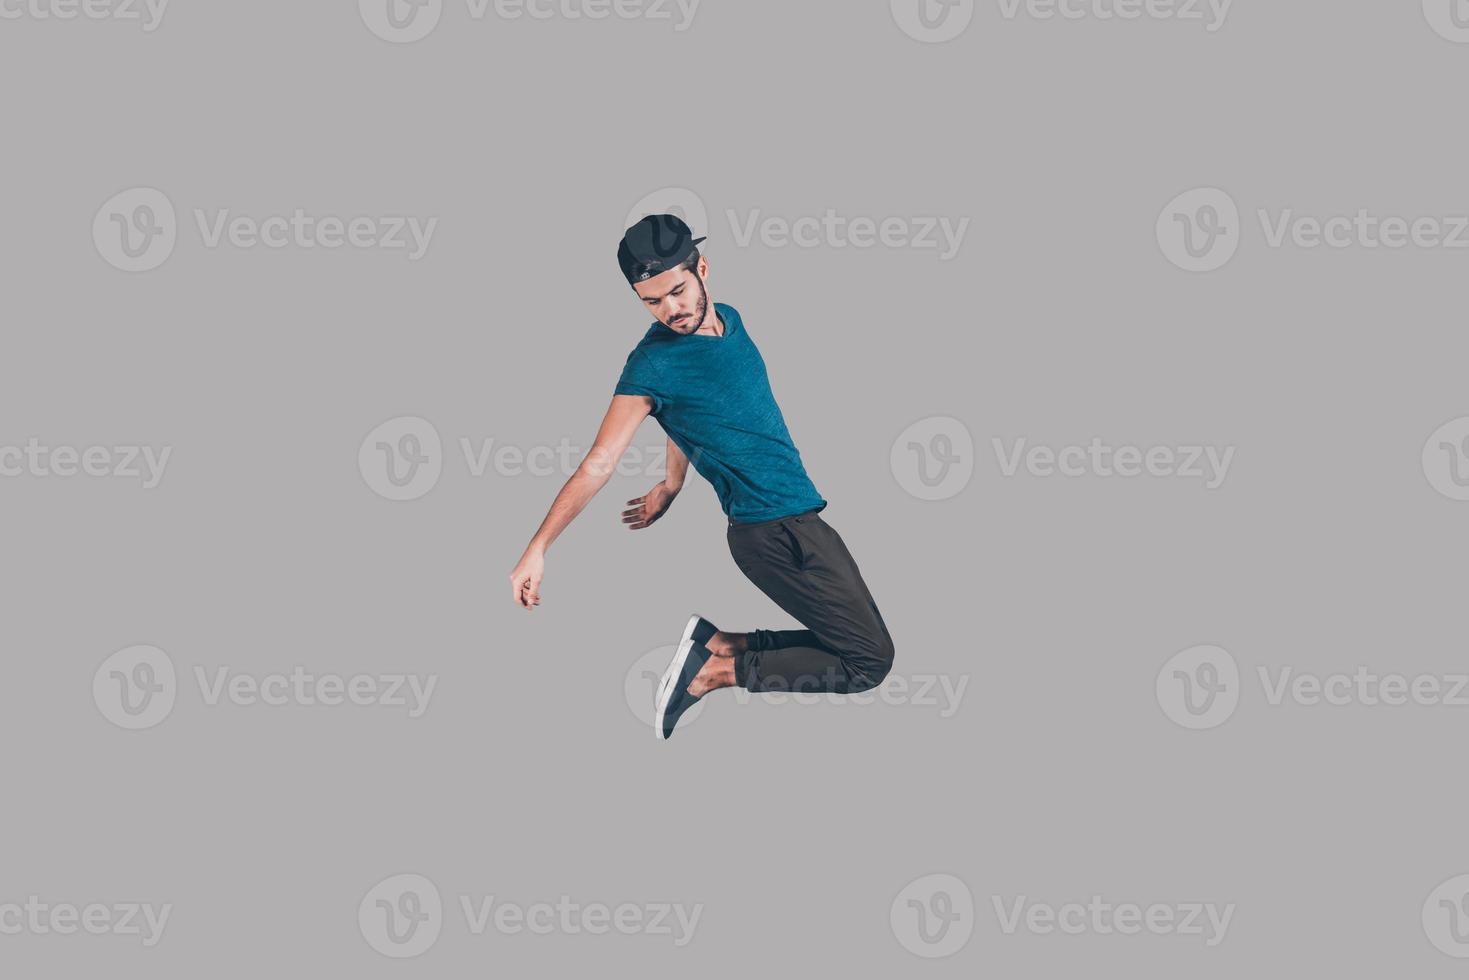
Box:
xmin=847 ymin=635 xmax=895 ymax=694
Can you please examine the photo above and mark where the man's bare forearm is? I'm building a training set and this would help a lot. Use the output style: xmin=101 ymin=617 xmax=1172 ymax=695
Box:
xmin=523 ymin=465 xmax=611 ymax=555
xmin=665 ymin=437 xmax=689 ymax=490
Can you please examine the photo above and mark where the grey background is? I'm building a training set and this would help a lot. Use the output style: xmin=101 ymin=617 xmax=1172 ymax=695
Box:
xmin=3 ymin=0 xmax=1468 ymax=974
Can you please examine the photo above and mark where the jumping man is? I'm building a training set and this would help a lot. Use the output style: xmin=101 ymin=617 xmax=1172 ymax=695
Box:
xmin=508 ymin=213 xmax=896 ymax=738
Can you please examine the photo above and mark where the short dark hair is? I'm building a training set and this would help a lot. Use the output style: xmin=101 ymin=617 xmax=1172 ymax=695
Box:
xmin=628 ymin=248 xmax=700 ymax=288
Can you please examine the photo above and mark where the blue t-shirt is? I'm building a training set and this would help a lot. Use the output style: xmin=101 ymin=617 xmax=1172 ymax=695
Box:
xmin=614 ymin=302 xmax=827 ymax=524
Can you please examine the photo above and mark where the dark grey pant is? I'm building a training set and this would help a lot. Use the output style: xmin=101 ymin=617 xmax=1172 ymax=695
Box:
xmin=726 ymin=508 xmax=895 ymax=694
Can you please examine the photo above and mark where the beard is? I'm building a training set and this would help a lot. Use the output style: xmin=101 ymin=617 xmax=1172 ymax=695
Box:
xmin=668 ymin=279 xmax=709 ymax=333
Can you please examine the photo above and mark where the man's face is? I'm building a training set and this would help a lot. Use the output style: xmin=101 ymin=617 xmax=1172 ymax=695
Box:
xmin=632 ymin=258 xmax=708 ymax=334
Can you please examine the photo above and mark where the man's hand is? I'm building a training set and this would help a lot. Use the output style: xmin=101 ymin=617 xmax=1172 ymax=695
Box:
xmin=622 ymin=481 xmax=680 ymax=530
xmin=509 ymin=547 xmax=545 ymax=610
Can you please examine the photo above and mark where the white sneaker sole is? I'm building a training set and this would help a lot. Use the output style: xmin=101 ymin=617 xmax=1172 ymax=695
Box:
xmin=654 ymin=614 xmax=703 ymax=739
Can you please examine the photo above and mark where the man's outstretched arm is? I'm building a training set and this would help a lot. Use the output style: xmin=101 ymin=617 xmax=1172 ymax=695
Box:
xmin=508 ymin=394 xmax=652 ymax=610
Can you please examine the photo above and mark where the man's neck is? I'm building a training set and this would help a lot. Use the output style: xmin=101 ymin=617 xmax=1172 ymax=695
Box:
xmin=692 ymin=306 xmax=724 ymax=337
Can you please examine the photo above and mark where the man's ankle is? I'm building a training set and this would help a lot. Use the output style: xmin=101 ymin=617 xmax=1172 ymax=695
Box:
xmin=710 ymin=630 xmax=748 ymax=658
xmin=689 ymin=656 xmax=738 ymax=697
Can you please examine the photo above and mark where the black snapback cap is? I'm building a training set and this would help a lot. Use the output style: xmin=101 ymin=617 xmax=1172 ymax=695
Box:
xmin=617 ymin=213 xmax=707 ymax=285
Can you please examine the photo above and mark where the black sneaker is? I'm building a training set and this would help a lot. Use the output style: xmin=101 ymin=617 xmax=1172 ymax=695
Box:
xmin=655 ymin=615 xmax=718 ymax=740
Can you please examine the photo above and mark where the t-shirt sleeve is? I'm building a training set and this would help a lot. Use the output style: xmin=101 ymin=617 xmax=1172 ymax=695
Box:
xmin=613 ymin=349 xmax=666 ymax=414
